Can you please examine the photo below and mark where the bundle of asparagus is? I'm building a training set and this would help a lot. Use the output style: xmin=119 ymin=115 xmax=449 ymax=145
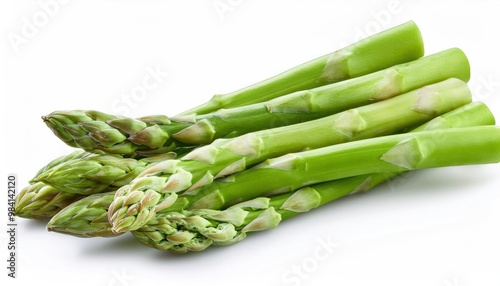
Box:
xmin=15 ymin=21 xmax=500 ymax=253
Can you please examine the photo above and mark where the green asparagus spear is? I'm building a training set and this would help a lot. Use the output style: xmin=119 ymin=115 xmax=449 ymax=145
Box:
xmin=43 ymin=48 xmax=465 ymax=156
xmin=47 ymin=192 xmax=119 ymax=238
xmin=173 ymin=48 xmax=468 ymax=145
xmin=33 ymin=152 xmax=176 ymax=195
xmin=14 ymin=182 xmax=85 ymax=219
xmin=180 ymin=20 xmax=424 ymax=115
xmin=31 ymin=150 xmax=89 ymax=180
xmin=186 ymin=125 xmax=500 ymax=210
xmin=108 ymin=78 xmax=472 ymax=232
xmin=133 ymin=175 xmax=393 ymax=253
xmin=46 ymin=102 xmax=495 ymax=238
xmin=133 ymin=109 xmax=499 ymax=252
xmin=15 ymin=150 xmax=89 ymax=219
xmin=15 ymin=151 xmax=175 ymax=220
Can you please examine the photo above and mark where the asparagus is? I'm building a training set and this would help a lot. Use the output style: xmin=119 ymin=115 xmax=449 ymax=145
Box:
xmin=43 ymin=47 xmax=464 ymax=156
xmin=47 ymin=192 xmax=119 ymax=238
xmin=14 ymin=182 xmax=85 ymax=219
xmin=108 ymin=78 xmax=472 ymax=232
xmin=15 ymin=150 xmax=175 ymax=219
xmin=179 ymin=20 xmax=424 ymax=115
xmin=173 ymin=48 xmax=467 ymax=145
xmin=184 ymin=125 xmax=500 ymax=209
xmin=15 ymin=150 xmax=88 ymax=219
xmin=135 ymin=125 xmax=500 ymax=252
xmin=133 ymin=175 xmax=396 ymax=252
xmin=31 ymin=150 xmax=88 ymax=179
xmin=33 ymin=152 xmax=177 ymax=195
xmin=46 ymin=102 xmax=495 ymax=238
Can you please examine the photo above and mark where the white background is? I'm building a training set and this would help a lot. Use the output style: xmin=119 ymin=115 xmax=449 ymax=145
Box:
xmin=1 ymin=0 xmax=500 ymax=285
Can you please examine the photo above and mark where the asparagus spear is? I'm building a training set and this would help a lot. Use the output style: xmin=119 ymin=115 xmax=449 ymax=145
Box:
xmin=15 ymin=150 xmax=89 ymax=219
xmin=47 ymin=192 xmax=118 ymax=238
xmin=15 ymin=150 xmax=176 ymax=220
xmin=133 ymin=175 xmax=394 ymax=253
xmin=185 ymin=125 xmax=500 ymax=209
xmin=107 ymin=78 xmax=472 ymax=232
xmin=133 ymin=111 xmax=499 ymax=252
xmin=14 ymin=182 xmax=85 ymax=219
xmin=173 ymin=48 xmax=467 ymax=145
xmin=180 ymin=21 xmax=424 ymax=116
xmin=31 ymin=150 xmax=88 ymax=179
xmin=32 ymin=152 xmax=177 ymax=195
xmin=46 ymin=102 xmax=495 ymax=239
xmin=43 ymin=47 xmax=463 ymax=156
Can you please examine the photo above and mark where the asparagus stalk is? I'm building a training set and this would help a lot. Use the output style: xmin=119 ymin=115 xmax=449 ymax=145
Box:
xmin=15 ymin=151 xmax=175 ymax=219
xmin=133 ymin=175 xmax=393 ymax=253
xmin=47 ymin=192 xmax=118 ymax=238
xmin=185 ymin=125 xmax=500 ymax=210
xmin=14 ymin=182 xmax=85 ymax=219
xmin=31 ymin=150 xmax=88 ymax=179
xmin=134 ymin=111 xmax=499 ymax=252
xmin=174 ymin=48 xmax=468 ymax=145
xmin=46 ymin=102 xmax=495 ymax=238
xmin=179 ymin=21 xmax=424 ymax=115
xmin=32 ymin=152 xmax=177 ymax=195
xmin=42 ymin=47 xmax=463 ymax=156
xmin=15 ymin=150 xmax=88 ymax=219
xmin=108 ymin=78 xmax=472 ymax=232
